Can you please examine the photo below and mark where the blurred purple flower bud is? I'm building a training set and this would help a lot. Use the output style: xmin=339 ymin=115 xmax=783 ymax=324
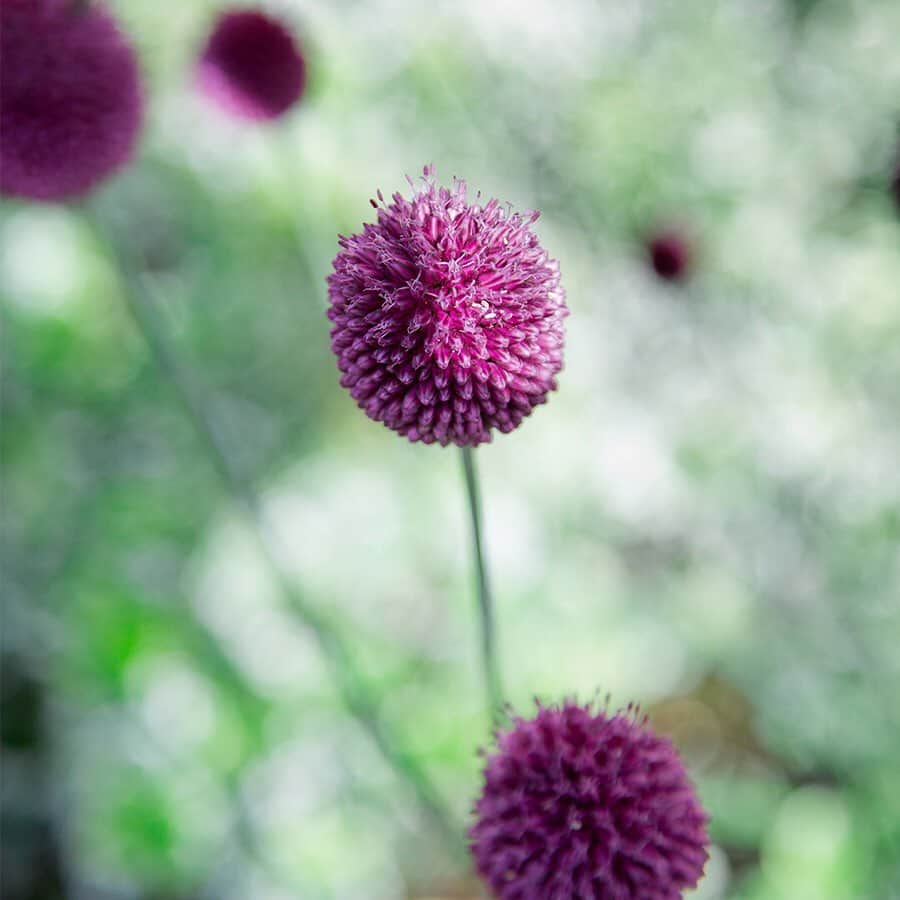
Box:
xmin=0 ymin=0 xmax=143 ymax=203
xmin=197 ymin=8 xmax=306 ymax=122
xmin=647 ymin=229 xmax=692 ymax=282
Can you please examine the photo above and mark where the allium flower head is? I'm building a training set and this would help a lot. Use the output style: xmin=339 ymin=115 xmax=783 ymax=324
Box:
xmin=0 ymin=0 xmax=143 ymax=203
xmin=197 ymin=8 xmax=306 ymax=122
xmin=470 ymin=700 xmax=709 ymax=900
xmin=327 ymin=167 xmax=568 ymax=446
xmin=647 ymin=230 xmax=691 ymax=282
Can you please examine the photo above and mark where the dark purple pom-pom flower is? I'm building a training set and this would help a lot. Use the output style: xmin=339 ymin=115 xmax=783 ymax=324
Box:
xmin=0 ymin=0 xmax=143 ymax=203
xmin=197 ymin=8 xmax=306 ymax=122
xmin=647 ymin=230 xmax=692 ymax=282
xmin=327 ymin=167 xmax=568 ymax=447
xmin=470 ymin=701 xmax=710 ymax=900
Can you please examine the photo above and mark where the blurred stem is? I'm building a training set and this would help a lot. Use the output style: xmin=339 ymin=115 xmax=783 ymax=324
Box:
xmin=88 ymin=212 xmax=465 ymax=857
xmin=461 ymin=447 xmax=504 ymax=726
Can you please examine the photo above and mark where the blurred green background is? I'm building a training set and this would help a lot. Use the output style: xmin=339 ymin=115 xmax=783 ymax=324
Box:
xmin=2 ymin=0 xmax=900 ymax=897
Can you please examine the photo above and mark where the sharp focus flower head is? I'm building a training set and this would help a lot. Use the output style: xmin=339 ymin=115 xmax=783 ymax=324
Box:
xmin=470 ymin=700 xmax=710 ymax=900
xmin=197 ymin=8 xmax=306 ymax=122
xmin=327 ymin=166 xmax=568 ymax=447
xmin=0 ymin=0 xmax=143 ymax=203
xmin=647 ymin=229 xmax=692 ymax=282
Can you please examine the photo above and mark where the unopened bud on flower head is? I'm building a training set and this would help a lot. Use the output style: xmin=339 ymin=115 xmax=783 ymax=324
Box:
xmin=327 ymin=167 xmax=568 ymax=447
xmin=647 ymin=229 xmax=692 ymax=282
xmin=470 ymin=700 xmax=710 ymax=900
xmin=197 ymin=8 xmax=306 ymax=122
xmin=0 ymin=0 xmax=143 ymax=203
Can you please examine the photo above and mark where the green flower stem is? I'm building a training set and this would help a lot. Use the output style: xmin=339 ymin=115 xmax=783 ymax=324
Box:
xmin=461 ymin=446 xmax=504 ymax=726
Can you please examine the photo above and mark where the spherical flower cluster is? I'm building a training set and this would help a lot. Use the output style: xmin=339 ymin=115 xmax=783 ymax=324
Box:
xmin=647 ymin=230 xmax=691 ymax=282
xmin=0 ymin=0 xmax=143 ymax=203
xmin=327 ymin=167 xmax=568 ymax=446
xmin=470 ymin=701 xmax=709 ymax=900
xmin=197 ymin=8 xmax=306 ymax=122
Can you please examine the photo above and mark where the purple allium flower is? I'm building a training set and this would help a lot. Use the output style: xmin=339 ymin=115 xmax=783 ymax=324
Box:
xmin=327 ymin=167 xmax=568 ymax=447
xmin=470 ymin=701 xmax=710 ymax=900
xmin=647 ymin=230 xmax=692 ymax=282
xmin=197 ymin=8 xmax=306 ymax=122
xmin=0 ymin=0 xmax=143 ymax=203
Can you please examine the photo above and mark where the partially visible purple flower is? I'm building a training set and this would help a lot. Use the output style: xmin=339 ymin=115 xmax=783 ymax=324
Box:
xmin=327 ymin=167 xmax=568 ymax=447
xmin=647 ymin=229 xmax=692 ymax=282
xmin=0 ymin=0 xmax=143 ymax=203
xmin=197 ymin=8 xmax=306 ymax=122
xmin=470 ymin=700 xmax=710 ymax=900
